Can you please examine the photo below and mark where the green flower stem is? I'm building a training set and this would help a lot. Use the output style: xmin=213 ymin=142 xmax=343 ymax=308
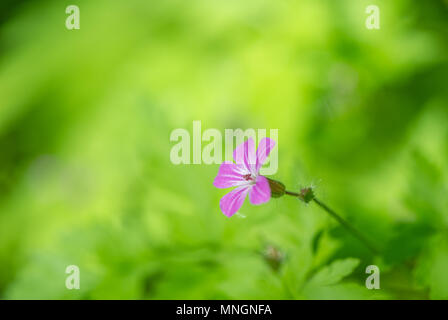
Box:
xmin=285 ymin=189 xmax=379 ymax=255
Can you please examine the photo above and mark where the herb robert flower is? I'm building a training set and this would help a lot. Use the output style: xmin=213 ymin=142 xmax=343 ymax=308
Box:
xmin=213 ymin=138 xmax=379 ymax=255
xmin=213 ymin=137 xmax=276 ymax=217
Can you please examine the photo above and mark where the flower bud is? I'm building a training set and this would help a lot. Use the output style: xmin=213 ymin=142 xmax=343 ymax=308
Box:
xmin=266 ymin=178 xmax=286 ymax=198
xmin=299 ymin=187 xmax=314 ymax=203
xmin=262 ymin=244 xmax=285 ymax=272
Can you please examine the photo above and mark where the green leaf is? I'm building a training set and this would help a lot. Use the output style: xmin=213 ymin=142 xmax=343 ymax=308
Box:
xmin=306 ymin=258 xmax=360 ymax=287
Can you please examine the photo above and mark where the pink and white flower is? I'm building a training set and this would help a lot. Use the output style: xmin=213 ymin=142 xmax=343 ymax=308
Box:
xmin=213 ymin=137 xmax=276 ymax=217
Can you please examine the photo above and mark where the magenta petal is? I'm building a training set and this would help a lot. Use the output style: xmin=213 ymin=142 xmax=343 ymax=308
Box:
xmin=219 ymin=186 xmax=250 ymax=217
xmin=256 ymin=137 xmax=275 ymax=172
xmin=213 ymin=162 xmax=248 ymax=189
xmin=249 ymin=175 xmax=271 ymax=205
xmin=233 ymin=138 xmax=256 ymax=174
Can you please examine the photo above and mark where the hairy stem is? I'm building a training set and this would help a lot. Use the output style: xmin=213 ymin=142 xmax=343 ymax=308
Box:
xmin=312 ymin=198 xmax=379 ymax=255
xmin=285 ymin=189 xmax=379 ymax=255
xmin=285 ymin=190 xmax=300 ymax=197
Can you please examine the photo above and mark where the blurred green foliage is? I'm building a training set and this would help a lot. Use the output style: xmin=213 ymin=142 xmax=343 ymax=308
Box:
xmin=0 ymin=0 xmax=447 ymax=299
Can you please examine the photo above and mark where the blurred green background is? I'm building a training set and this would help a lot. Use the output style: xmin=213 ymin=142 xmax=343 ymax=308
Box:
xmin=0 ymin=0 xmax=447 ymax=299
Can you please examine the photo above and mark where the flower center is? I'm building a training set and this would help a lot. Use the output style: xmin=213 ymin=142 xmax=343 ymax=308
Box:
xmin=243 ymin=174 xmax=255 ymax=183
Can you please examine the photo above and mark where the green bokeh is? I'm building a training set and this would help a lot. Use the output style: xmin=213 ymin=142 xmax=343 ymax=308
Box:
xmin=0 ymin=0 xmax=447 ymax=299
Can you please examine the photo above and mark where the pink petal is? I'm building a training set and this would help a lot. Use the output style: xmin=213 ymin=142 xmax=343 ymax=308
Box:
xmin=213 ymin=162 xmax=249 ymax=189
xmin=256 ymin=137 xmax=276 ymax=172
xmin=249 ymin=175 xmax=271 ymax=205
xmin=219 ymin=186 xmax=250 ymax=217
xmin=233 ymin=138 xmax=256 ymax=174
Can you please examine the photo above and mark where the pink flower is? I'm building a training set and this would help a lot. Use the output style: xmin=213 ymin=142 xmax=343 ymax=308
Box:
xmin=213 ymin=137 xmax=276 ymax=217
